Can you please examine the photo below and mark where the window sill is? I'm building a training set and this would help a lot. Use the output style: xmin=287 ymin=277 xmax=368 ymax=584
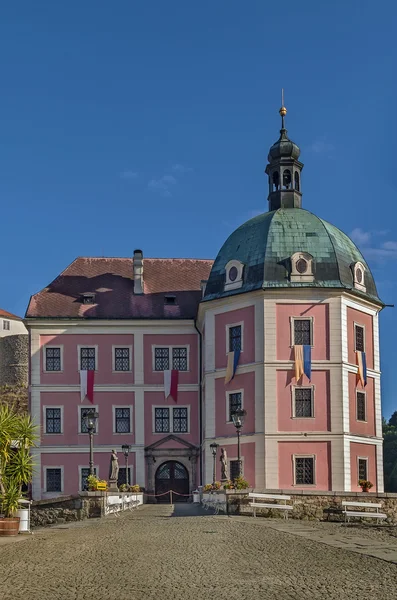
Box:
xmin=152 ymin=431 xmax=190 ymax=435
xmin=291 ymin=416 xmax=315 ymax=420
xmin=112 ymin=370 xmax=133 ymax=374
xmin=43 ymin=432 xmax=63 ymax=436
xmin=113 ymin=432 xmax=133 ymax=435
xmin=43 ymin=370 xmax=64 ymax=374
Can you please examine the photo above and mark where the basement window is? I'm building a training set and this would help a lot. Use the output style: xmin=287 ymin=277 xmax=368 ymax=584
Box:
xmin=164 ymin=295 xmax=177 ymax=305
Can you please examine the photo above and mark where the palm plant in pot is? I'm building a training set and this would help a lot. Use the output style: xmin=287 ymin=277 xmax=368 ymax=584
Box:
xmin=0 ymin=404 xmax=38 ymax=536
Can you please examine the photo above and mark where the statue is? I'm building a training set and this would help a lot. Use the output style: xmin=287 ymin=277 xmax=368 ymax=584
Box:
xmin=220 ymin=447 xmax=228 ymax=480
xmin=109 ymin=449 xmax=119 ymax=482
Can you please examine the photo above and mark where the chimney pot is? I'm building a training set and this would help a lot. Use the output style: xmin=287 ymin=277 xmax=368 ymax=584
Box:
xmin=133 ymin=249 xmax=144 ymax=294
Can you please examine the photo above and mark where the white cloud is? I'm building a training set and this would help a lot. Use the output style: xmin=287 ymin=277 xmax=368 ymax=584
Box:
xmin=309 ymin=138 xmax=334 ymax=155
xmin=350 ymin=228 xmax=371 ymax=246
xmin=120 ymin=170 xmax=138 ymax=179
xmin=148 ymin=175 xmax=177 ymax=197
xmin=172 ymin=163 xmax=193 ymax=174
xmin=382 ymin=241 xmax=397 ymax=251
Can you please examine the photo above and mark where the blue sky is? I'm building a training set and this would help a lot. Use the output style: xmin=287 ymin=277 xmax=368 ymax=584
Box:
xmin=0 ymin=1 xmax=396 ymax=416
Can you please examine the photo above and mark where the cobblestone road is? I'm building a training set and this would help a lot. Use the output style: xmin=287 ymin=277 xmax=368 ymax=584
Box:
xmin=1 ymin=505 xmax=397 ymax=600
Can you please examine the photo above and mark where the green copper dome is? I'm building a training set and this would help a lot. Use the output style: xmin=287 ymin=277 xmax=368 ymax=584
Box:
xmin=203 ymin=208 xmax=381 ymax=304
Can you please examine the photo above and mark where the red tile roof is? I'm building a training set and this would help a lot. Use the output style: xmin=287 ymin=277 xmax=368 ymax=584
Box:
xmin=26 ymin=257 xmax=213 ymax=320
xmin=0 ymin=308 xmax=22 ymax=320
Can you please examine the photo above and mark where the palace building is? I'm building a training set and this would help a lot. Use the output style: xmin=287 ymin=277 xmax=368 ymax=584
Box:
xmin=26 ymin=106 xmax=384 ymax=500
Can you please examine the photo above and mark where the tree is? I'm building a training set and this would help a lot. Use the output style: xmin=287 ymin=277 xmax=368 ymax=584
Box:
xmin=383 ymin=413 xmax=397 ymax=492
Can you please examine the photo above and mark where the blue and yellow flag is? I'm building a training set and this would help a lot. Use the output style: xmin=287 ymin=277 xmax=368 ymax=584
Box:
xmin=294 ymin=345 xmax=311 ymax=382
xmin=225 ymin=349 xmax=241 ymax=384
xmin=356 ymin=351 xmax=367 ymax=386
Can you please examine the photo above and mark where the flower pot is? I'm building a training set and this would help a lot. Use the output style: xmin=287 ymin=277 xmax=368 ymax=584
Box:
xmin=361 ymin=488 xmax=369 ymax=493
xmin=0 ymin=517 xmax=21 ymax=537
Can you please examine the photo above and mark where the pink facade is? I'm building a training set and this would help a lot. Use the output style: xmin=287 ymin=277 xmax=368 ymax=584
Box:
xmin=143 ymin=334 xmax=198 ymax=384
xmin=348 ymin=373 xmax=376 ymax=436
xmin=215 ymin=372 xmax=255 ymax=437
xmin=215 ymin=306 xmax=255 ymax=369
xmin=143 ymin=391 xmax=199 ymax=447
xmin=347 ymin=307 xmax=374 ymax=369
xmin=350 ymin=442 xmax=377 ymax=492
xmin=278 ymin=441 xmax=332 ymax=490
xmin=210 ymin=442 xmax=256 ymax=488
xmin=276 ymin=303 xmax=330 ymax=361
xmin=277 ymin=370 xmax=331 ymax=432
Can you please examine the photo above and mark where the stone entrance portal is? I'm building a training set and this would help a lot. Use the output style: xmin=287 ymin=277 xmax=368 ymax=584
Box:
xmin=145 ymin=435 xmax=199 ymax=503
xmin=155 ymin=461 xmax=189 ymax=503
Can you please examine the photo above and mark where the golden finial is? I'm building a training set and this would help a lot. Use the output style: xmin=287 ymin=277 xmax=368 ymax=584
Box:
xmin=279 ymin=88 xmax=287 ymax=127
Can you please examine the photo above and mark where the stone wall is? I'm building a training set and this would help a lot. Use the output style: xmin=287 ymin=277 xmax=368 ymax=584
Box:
xmin=31 ymin=494 xmax=105 ymax=528
xmin=0 ymin=334 xmax=28 ymax=386
xmin=219 ymin=489 xmax=397 ymax=523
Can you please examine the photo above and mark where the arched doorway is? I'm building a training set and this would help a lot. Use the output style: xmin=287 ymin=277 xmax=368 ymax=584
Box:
xmin=155 ymin=461 xmax=189 ymax=503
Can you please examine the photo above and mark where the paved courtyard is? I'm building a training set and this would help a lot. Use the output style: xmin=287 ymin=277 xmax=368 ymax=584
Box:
xmin=1 ymin=505 xmax=397 ymax=600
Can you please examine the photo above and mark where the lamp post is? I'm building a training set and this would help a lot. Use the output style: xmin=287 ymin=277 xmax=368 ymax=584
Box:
xmin=210 ymin=442 xmax=219 ymax=485
xmin=121 ymin=444 xmax=131 ymax=487
xmin=83 ymin=411 xmax=99 ymax=476
xmin=231 ymin=408 xmax=246 ymax=478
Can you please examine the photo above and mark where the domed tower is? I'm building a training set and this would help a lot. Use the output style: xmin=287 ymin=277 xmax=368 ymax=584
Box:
xmin=197 ymin=103 xmax=384 ymax=494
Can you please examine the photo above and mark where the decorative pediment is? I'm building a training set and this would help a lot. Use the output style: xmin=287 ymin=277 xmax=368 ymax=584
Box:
xmin=145 ymin=434 xmax=198 ymax=451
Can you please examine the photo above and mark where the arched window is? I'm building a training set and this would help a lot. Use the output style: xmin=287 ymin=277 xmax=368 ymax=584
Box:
xmin=290 ymin=252 xmax=314 ymax=283
xmin=352 ymin=262 xmax=366 ymax=292
xmin=225 ymin=260 xmax=244 ymax=291
xmin=272 ymin=171 xmax=279 ymax=191
xmin=283 ymin=169 xmax=292 ymax=189
xmin=294 ymin=172 xmax=300 ymax=191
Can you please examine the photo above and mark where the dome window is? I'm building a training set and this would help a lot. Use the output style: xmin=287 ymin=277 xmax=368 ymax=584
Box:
xmin=225 ymin=260 xmax=244 ymax=291
xmin=352 ymin=262 xmax=366 ymax=293
xmin=290 ymin=252 xmax=314 ymax=283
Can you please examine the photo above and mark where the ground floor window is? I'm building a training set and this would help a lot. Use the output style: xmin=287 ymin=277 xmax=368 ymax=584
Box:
xmin=118 ymin=467 xmax=132 ymax=487
xmin=358 ymin=457 xmax=368 ymax=481
xmin=230 ymin=460 xmax=241 ymax=480
xmin=294 ymin=456 xmax=314 ymax=485
xmin=81 ymin=467 xmax=97 ymax=491
xmin=46 ymin=468 xmax=62 ymax=492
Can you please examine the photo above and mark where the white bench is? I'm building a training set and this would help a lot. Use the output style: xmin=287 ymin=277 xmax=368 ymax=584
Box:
xmin=342 ymin=501 xmax=387 ymax=524
xmin=202 ymin=494 xmax=226 ymax=515
xmin=106 ymin=496 xmax=123 ymax=517
xmin=248 ymin=493 xmax=293 ymax=519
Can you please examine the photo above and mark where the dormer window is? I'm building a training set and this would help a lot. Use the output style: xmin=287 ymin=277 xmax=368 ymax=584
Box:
xmin=225 ymin=260 xmax=244 ymax=291
xmin=290 ymin=252 xmax=314 ymax=283
xmin=164 ymin=294 xmax=177 ymax=306
xmin=352 ymin=262 xmax=366 ymax=292
xmin=82 ymin=293 xmax=96 ymax=305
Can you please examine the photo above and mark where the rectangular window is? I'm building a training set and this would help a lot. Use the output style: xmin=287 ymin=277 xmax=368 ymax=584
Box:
xmin=80 ymin=347 xmax=96 ymax=370
xmin=154 ymin=348 xmax=169 ymax=371
xmin=229 ymin=325 xmax=242 ymax=352
xmin=81 ymin=467 xmax=97 ymax=492
xmin=295 ymin=457 xmax=314 ymax=485
xmin=117 ymin=467 xmax=132 ymax=488
xmin=173 ymin=407 xmax=188 ymax=433
xmin=80 ymin=407 xmax=97 ymax=433
xmin=358 ymin=458 xmax=368 ymax=481
xmin=355 ymin=324 xmax=365 ymax=353
xmin=293 ymin=319 xmax=312 ymax=346
xmin=115 ymin=408 xmax=131 ymax=433
xmin=45 ymin=347 xmax=62 ymax=371
xmin=230 ymin=460 xmax=241 ymax=481
xmin=114 ymin=348 xmax=130 ymax=371
xmin=46 ymin=408 xmax=62 ymax=433
xmin=46 ymin=468 xmax=62 ymax=492
xmin=228 ymin=392 xmax=242 ymax=421
xmin=356 ymin=392 xmax=366 ymax=422
xmin=294 ymin=388 xmax=313 ymax=418
xmin=172 ymin=348 xmax=188 ymax=371
xmin=155 ymin=408 xmax=170 ymax=433
xmin=3 ymin=320 xmax=10 ymax=331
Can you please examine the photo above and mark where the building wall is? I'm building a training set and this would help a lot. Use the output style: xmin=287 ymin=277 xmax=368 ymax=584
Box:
xmin=0 ymin=334 xmax=29 ymax=386
xmin=278 ymin=441 xmax=332 ymax=491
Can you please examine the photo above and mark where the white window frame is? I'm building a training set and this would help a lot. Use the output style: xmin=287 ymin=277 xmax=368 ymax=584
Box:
xmin=291 ymin=386 xmax=315 ymax=418
xmin=357 ymin=456 xmax=368 ymax=481
xmin=78 ymin=465 xmax=99 ymax=492
xmin=43 ymin=345 xmax=64 ymax=373
xmin=77 ymin=345 xmax=98 ymax=371
xmin=356 ymin=390 xmax=367 ymax=422
xmin=151 ymin=345 xmax=190 ymax=372
xmin=44 ymin=466 xmax=64 ymax=494
xmin=43 ymin=405 xmax=64 ymax=434
xmin=352 ymin=261 xmax=366 ymax=293
xmin=293 ymin=454 xmax=316 ymax=486
xmin=152 ymin=405 xmax=191 ymax=435
xmin=112 ymin=405 xmax=133 ymax=434
xmin=226 ymin=389 xmax=244 ymax=423
xmin=78 ymin=405 xmax=99 ymax=435
xmin=290 ymin=252 xmax=314 ymax=283
xmin=290 ymin=316 xmax=314 ymax=347
xmin=354 ymin=322 xmax=366 ymax=353
xmin=3 ymin=320 xmax=10 ymax=331
xmin=226 ymin=321 xmax=244 ymax=354
xmin=112 ymin=345 xmax=133 ymax=372
xmin=224 ymin=259 xmax=244 ymax=291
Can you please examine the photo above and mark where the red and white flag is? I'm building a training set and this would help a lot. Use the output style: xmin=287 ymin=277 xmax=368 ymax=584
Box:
xmin=80 ymin=370 xmax=95 ymax=403
xmin=164 ymin=370 xmax=178 ymax=402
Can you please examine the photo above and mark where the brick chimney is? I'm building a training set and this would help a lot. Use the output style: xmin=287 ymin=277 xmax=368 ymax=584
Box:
xmin=133 ymin=249 xmax=144 ymax=294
